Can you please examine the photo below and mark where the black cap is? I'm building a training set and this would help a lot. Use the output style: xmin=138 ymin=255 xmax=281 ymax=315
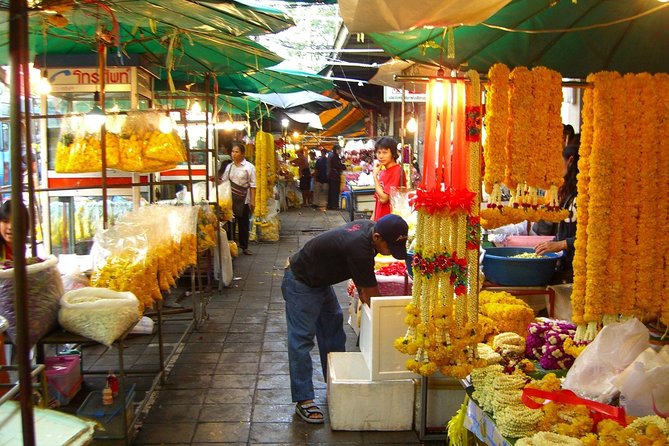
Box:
xmin=375 ymin=214 xmax=409 ymax=260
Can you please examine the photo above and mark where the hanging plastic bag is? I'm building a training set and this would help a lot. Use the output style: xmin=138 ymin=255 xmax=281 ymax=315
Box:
xmin=55 ymin=114 xmax=122 ymax=173
xmin=214 ymin=228 xmax=233 ymax=287
xmin=59 ymin=287 xmax=140 ymax=346
xmin=614 ymin=346 xmax=669 ymax=416
xmin=562 ymin=318 xmax=649 ymax=403
xmin=0 ymin=256 xmax=63 ymax=347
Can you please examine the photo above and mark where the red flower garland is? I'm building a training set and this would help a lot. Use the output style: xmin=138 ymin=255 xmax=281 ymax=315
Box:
xmin=411 ymin=188 xmax=476 ymax=214
xmin=465 ymin=105 xmax=483 ymax=142
xmin=411 ymin=251 xmax=468 ymax=295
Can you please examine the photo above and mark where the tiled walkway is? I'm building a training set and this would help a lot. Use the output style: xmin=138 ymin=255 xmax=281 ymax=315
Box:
xmin=79 ymin=207 xmax=433 ymax=445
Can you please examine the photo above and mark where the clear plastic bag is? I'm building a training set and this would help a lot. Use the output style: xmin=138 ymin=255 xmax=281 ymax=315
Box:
xmin=55 ymin=115 xmax=122 ymax=173
xmin=59 ymin=287 xmax=140 ymax=346
xmin=562 ymin=318 xmax=649 ymax=403
xmin=0 ymin=256 xmax=63 ymax=347
xmin=614 ymin=346 xmax=669 ymax=416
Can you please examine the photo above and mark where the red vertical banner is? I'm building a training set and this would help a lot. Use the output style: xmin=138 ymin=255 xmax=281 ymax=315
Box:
xmin=422 ymin=81 xmax=437 ymax=190
xmin=451 ymin=81 xmax=468 ymax=190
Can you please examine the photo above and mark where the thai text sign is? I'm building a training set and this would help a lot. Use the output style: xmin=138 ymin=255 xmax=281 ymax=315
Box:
xmin=383 ymin=86 xmax=426 ymax=103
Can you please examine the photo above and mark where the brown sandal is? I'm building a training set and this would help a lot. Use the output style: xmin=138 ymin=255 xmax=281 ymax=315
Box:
xmin=295 ymin=401 xmax=324 ymax=424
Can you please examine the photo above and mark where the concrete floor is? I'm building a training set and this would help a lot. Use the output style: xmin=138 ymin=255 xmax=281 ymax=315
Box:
xmin=74 ymin=207 xmax=438 ymax=445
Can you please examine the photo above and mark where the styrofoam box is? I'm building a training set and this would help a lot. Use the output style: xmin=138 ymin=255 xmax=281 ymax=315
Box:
xmin=328 ymin=352 xmax=414 ymax=431
xmin=327 ymin=295 xmax=417 ymax=431
xmin=360 ymin=296 xmax=416 ymax=381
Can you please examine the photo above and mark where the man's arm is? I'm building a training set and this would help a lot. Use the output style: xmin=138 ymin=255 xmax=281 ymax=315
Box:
xmin=359 ymin=286 xmax=381 ymax=306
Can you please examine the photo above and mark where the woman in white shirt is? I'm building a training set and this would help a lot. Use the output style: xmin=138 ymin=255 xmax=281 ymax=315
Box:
xmin=222 ymin=142 xmax=256 ymax=255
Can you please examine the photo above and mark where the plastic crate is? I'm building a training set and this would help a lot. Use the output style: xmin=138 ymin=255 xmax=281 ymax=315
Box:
xmin=76 ymin=384 xmax=135 ymax=439
xmin=45 ymin=354 xmax=82 ymax=406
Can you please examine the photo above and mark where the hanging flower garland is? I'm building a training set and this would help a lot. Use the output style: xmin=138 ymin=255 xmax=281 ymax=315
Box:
xmin=395 ymin=81 xmax=484 ymax=379
xmin=466 ymin=69 xmax=482 ymax=325
xmin=656 ymin=73 xmax=669 ymax=328
xmin=483 ymin=63 xmax=510 ymax=199
xmin=582 ymin=71 xmax=618 ymax=336
xmin=480 ymin=65 xmax=567 ymax=229
xmin=634 ymin=73 xmax=659 ymax=318
xmin=570 ymin=82 xmax=592 ymax=332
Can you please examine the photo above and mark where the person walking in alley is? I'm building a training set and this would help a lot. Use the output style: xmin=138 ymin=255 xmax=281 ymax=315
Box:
xmin=281 ymin=214 xmax=409 ymax=423
xmin=313 ymin=148 xmax=329 ymax=210
xmin=221 ymin=141 xmax=256 ymax=255
xmin=326 ymin=144 xmax=345 ymax=209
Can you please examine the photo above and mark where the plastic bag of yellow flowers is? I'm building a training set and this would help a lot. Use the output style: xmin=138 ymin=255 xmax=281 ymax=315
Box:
xmin=228 ymin=241 xmax=238 ymax=258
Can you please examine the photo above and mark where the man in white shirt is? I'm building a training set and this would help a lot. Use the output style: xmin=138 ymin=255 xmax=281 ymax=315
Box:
xmin=221 ymin=142 xmax=256 ymax=255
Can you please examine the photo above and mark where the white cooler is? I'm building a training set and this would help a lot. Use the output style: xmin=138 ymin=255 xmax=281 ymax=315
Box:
xmin=328 ymin=296 xmax=416 ymax=431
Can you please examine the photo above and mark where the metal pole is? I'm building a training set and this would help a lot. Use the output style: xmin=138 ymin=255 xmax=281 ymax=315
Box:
xmin=9 ymin=0 xmax=36 ymax=443
xmin=20 ymin=38 xmax=36 ymax=257
xmin=99 ymin=44 xmax=108 ymax=228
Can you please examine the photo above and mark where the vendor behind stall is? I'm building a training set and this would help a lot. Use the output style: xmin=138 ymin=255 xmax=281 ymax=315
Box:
xmin=0 ymin=200 xmax=28 ymax=261
xmin=535 ymin=143 xmax=579 ymax=283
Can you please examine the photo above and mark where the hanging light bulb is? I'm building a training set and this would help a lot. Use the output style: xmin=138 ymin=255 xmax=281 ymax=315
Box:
xmin=281 ymin=118 xmax=289 ymax=129
xmin=37 ymin=71 xmax=51 ymax=95
xmin=84 ymin=105 xmax=106 ymax=133
xmin=222 ymin=119 xmax=234 ymax=132
xmin=158 ymin=115 xmax=174 ymax=133
xmin=406 ymin=115 xmax=418 ymax=133
xmin=191 ymin=100 xmax=202 ymax=114
xmin=292 ymin=131 xmax=300 ymax=139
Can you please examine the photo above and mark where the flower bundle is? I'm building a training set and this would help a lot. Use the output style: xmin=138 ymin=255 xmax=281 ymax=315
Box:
xmin=479 ymin=290 xmax=535 ymax=338
xmin=580 ymin=417 xmax=669 ymax=446
xmin=395 ymin=80 xmax=484 ymax=379
xmin=376 ymin=262 xmax=407 ymax=276
xmin=483 ymin=63 xmax=510 ymax=197
xmin=571 ymin=72 xmax=669 ymax=339
xmin=481 ymin=64 xmax=566 ymax=229
xmin=466 ymin=70 xmax=482 ymax=325
xmin=253 ymin=131 xmax=276 ymax=218
xmin=525 ymin=320 xmax=577 ymax=370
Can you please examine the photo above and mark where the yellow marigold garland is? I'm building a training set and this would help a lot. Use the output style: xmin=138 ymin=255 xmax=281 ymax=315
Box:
xmin=583 ymin=72 xmax=619 ymax=331
xmin=483 ymin=63 xmax=510 ymax=196
xmin=635 ymin=73 xmax=659 ymax=318
xmin=466 ymin=69 xmax=482 ymax=325
xmin=571 ymin=79 xmax=593 ymax=332
xmin=657 ymin=73 xmax=669 ymax=327
xmin=506 ymin=66 xmax=533 ymax=191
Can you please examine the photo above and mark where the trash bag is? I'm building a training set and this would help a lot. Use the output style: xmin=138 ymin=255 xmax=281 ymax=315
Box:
xmin=0 ymin=256 xmax=63 ymax=347
xmin=614 ymin=346 xmax=669 ymax=417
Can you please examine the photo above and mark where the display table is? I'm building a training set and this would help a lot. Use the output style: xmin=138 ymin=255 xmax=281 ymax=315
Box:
xmin=344 ymin=185 xmax=375 ymax=220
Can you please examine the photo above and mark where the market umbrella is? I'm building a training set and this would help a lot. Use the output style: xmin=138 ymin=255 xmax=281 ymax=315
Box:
xmin=208 ymin=68 xmax=335 ymax=95
xmin=368 ymin=0 xmax=669 ymax=78
xmin=153 ymin=89 xmax=264 ymax=116
xmin=245 ymin=90 xmax=341 ymax=113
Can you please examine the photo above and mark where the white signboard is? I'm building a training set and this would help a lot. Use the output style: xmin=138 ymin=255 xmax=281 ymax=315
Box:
xmin=383 ymin=86 xmax=426 ymax=103
xmin=46 ymin=67 xmax=132 ymax=86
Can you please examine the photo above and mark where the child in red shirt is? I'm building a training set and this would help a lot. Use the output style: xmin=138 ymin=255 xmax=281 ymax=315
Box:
xmin=372 ymin=137 xmax=404 ymax=221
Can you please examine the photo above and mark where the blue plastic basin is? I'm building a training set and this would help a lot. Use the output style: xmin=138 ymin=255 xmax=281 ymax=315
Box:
xmin=482 ymin=247 xmax=562 ymax=286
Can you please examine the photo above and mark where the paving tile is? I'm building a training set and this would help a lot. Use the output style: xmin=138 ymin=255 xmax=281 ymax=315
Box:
xmin=225 ymin=332 xmax=265 ymax=343
xmin=258 ymin=362 xmax=289 ymax=375
xmin=133 ymin=422 xmax=196 ymax=444
xmin=254 ymin=388 xmax=293 ymax=405
xmin=155 ymin=389 xmax=207 ymax=405
xmin=205 ymin=387 xmax=254 ymax=404
xmin=262 ymin=340 xmax=287 ymax=352
xmin=256 ymin=374 xmax=291 ymax=390
xmin=219 ymin=352 xmax=261 ymax=363
xmin=222 ymin=341 xmax=263 ymax=353
xmin=182 ymin=342 xmax=226 ymax=353
xmin=142 ymin=403 xmax=201 ymax=423
xmin=192 ymin=422 xmax=251 ymax=443
xmin=252 ymin=404 xmax=296 ymax=423
xmin=228 ymin=323 xmax=265 ymax=333
xmin=210 ymin=373 xmax=257 ymax=389
xmin=179 ymin=352 xmax=222 ymax=364
xmin=198 ymin=404 xmax=252 ymax=423
xmin=215 ymin=361 xmax=260 ymax=375
xmin=261 ymin=351 xmax=289 ymax=363
xmin=361 ymin=430 xmax=424 ymax=444
xmin=161 ymin=374 xmax=213 ymax=390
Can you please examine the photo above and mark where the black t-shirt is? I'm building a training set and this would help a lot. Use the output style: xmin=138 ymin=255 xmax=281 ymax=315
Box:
xmin=289 ymin=220 xmax=377 ymax=288
xmin=315 ymin=157 xmax=328 ymax=183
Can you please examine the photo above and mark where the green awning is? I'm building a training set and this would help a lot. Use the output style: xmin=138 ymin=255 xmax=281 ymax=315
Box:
xmin=369 ymin=0 xmax=669 ymax=78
